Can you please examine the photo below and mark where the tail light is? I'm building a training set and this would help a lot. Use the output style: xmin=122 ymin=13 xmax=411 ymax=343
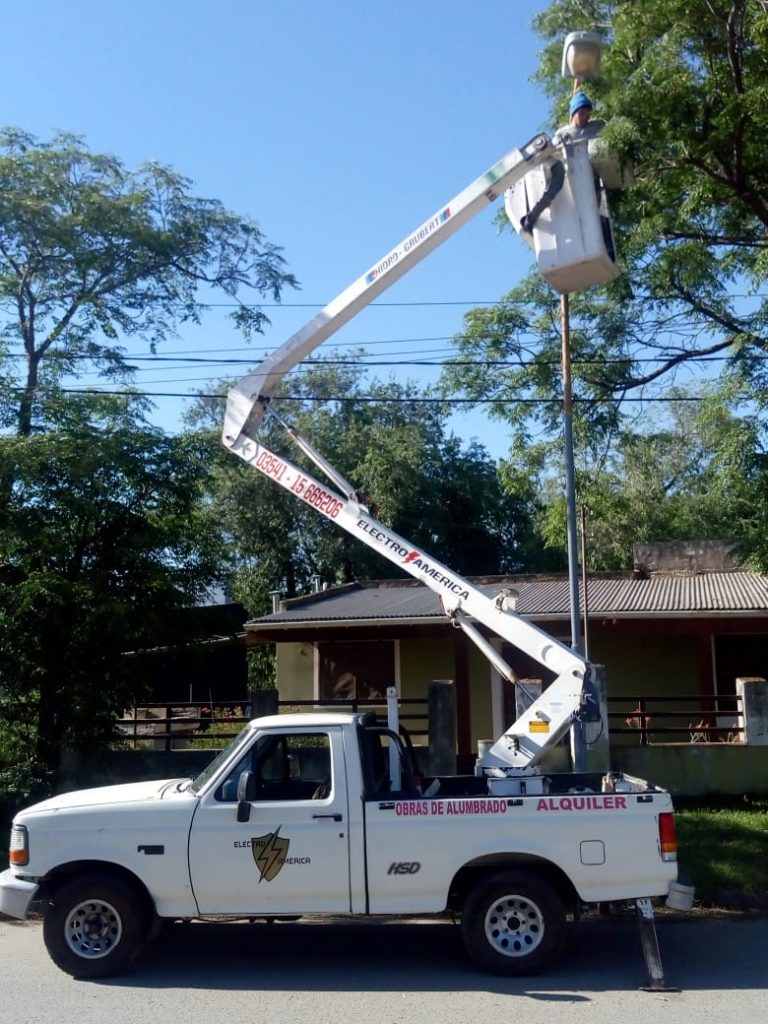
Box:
xmin=658 ymin=812 xmax=677 ymax=862
xmin=9 ymin=824 xmax=29 ymax=867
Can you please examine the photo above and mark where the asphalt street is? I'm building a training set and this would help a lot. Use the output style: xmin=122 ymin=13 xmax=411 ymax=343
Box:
xmin=1 ymin=914 xmax=766 ymax=1024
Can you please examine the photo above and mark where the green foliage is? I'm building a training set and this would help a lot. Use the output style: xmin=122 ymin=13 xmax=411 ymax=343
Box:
xmin=191 ymin=358 xmax=544 ymax=605
xmin=520 ymin=384 xmax=768 ymax=569
xmin=0 ymin=128 xmax=297 ymax=435
xmin=0 ymin=395 xmax=227 ymax=777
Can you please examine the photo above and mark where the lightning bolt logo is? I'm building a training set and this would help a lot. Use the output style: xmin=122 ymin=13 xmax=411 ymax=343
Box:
xmin=403 ymin=550 xmax=421 ymax=565
xmin=251 ymin=828 xmax=290 ymax=883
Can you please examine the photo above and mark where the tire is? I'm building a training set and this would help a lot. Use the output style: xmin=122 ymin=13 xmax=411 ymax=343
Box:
xmin=43 ymin=873 xmax=148 ymax=979
xmin=461 ymin=870 xmax=567 ymax=975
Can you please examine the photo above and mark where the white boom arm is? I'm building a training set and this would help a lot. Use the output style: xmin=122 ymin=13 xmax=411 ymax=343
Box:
xmin=223 ymin=132 xmax=595 ymax=772
xmin=223 ymin=133 xmax=556 ymax=448
xmin=227 ymin=420 xmax=590 ymax=771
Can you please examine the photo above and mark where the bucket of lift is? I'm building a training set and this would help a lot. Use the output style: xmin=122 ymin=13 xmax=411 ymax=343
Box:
xmin=505 ymin=133 xmax=619 ymax=294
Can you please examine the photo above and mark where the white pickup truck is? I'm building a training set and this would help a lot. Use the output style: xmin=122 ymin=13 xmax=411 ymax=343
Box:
xmin=1 ymin=711 xmax=680 ymax=979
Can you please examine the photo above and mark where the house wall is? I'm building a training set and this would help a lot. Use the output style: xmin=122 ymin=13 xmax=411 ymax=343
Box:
xmin=274 ymin=637 xmax=496 ymax=758
xmin=276 ymin=642 xmax=314 ymax=701
xmin=590 ymin=633 xmax=701 ymax=697
xmin=275 ymin=638 xmax=458 ymax=702
xmin=399 ymin=638 xmax=454 ymax=697
xmin=275 ymin=631 xmax=706 ymax=751
xmin=467 ymin=644 xmax=493 ymax=746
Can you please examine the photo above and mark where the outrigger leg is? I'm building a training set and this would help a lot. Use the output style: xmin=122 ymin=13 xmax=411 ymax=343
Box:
xmin=635 ymin=897 xmax=678 ymax=992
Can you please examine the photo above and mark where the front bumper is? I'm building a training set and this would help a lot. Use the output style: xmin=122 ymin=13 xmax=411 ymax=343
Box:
xmin=0 ymin=868 xmax=40 ymax=920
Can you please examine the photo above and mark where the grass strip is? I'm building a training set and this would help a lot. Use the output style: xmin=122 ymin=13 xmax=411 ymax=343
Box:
xmin=676 ymin=798 xmax=768 ymax=905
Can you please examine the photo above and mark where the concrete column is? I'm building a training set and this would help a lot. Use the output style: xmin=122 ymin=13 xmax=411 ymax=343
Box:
xmin=249 ymin=687 xmax=279 ymax=720
xmin=736 ymin=677 xmax=768 ymax=745
xmin=428 ymin=680 xmax=456 ymax=776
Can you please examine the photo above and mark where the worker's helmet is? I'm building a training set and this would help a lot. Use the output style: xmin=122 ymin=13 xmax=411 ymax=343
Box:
xmin=569 ymin=91 xmax=593 ymax=117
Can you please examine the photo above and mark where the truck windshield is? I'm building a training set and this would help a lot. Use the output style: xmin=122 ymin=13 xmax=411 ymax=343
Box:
xmin=188 ymin=725 xmax=255 ymax=795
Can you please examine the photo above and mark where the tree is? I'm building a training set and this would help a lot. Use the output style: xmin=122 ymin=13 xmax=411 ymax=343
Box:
xmin=192 ymin=359 xmax=546 ymax=620
xmin=0 ymin=396 xmax=226 ymax=781
xmin=527 ymin=386 xmax=768 ymax=569
xmin=443 ymin=0 xmax=768 ymax=451
xmin=0 ymin=129 xmax=297 ymax=435
xmin=440 ymin=1 xmax=768 ymax=565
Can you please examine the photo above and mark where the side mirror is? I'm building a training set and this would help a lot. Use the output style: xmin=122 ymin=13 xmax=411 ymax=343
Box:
xmin=236 ymin=770 xmax=254 ymax=822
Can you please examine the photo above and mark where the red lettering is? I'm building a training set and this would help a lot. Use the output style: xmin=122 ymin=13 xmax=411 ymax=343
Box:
xmin=255 ymin=450 xmax=287 ymax=482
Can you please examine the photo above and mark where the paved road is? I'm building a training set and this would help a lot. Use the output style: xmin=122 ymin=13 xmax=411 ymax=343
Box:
xmin=1 ymin=914 xmax=766 ymax=1024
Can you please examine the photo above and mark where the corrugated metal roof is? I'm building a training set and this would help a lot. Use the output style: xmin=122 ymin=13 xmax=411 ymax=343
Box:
xmin=246 ymin=571 xmax=768 ymax=630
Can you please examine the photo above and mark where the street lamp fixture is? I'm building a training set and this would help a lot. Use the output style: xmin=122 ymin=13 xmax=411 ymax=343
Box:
xmin=561 ymin=30 xmax=603 ymax=80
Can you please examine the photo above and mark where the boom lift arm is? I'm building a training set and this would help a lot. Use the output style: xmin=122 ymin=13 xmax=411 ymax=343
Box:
xmin=223 ymin=133 xmax=555 ymax=446
xmin=223 ymin=132 xmax=598 ymax=774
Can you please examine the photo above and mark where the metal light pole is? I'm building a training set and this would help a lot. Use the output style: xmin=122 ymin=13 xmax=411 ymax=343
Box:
xmin=561 ymin=292 xmax=587 ymax=772
xmin=560 ymin=291 xmax=583 ymax=657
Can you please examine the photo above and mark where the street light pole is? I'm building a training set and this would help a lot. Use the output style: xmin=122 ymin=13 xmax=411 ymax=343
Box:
xmin=561 ymin=292 xmax=588 ymax=772
xmin=560 ymin=292 xmax=583 ymax=657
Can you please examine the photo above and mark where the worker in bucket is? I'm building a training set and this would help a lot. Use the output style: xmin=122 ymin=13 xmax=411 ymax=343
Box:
xmin=521 ymin=91 xmax=595 ymax=234
xmin=553 ymin=90 xmax=600 ymax=146
xmin=569 ymin=90 xmax=593 ymax=129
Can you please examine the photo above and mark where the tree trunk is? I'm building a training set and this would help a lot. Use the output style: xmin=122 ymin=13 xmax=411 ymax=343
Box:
xmin=35 ymin=678 xmax=64 ymax=784
xmin=18 ymin=352 xmax=40 ymax=437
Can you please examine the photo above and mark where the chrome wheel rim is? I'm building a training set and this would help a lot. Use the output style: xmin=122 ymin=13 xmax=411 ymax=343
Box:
xmin=64 ymin=898 xmax=123 ymax=959
xmin=483 ymin=893 xmax=545 ymax=958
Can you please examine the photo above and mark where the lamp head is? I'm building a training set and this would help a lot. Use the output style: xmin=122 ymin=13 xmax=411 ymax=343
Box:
xmin=561 ymin=30 xmax=602 ymax=80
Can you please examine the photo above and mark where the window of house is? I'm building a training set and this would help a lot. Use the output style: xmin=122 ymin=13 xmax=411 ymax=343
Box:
xmin=316 ymin=641 xmax=395 ymax=701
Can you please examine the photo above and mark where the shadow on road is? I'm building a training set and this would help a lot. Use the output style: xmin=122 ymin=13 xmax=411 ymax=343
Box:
xmin=96 ymin=915 xmax=767 ymax=996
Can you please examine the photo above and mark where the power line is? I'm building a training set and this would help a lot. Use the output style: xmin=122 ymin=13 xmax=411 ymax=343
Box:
xmin=4 ymin=351 xmax=752 ymax=370
xmin=7 ymin=385 xmax=718 ymax=405
xmin=198 ymin=293 xmax=768 ymax=308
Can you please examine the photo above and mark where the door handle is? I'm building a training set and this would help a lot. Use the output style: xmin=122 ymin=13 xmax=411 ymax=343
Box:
xmin=312 ymin=813 xmax=343 ymax=822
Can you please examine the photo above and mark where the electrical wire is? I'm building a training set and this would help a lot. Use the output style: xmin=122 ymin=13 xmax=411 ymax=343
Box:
xmin=6 ymin=385 xmax=722 ymax=404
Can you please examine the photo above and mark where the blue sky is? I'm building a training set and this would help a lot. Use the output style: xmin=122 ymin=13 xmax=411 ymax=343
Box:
xmin=4 ymin=0 xmax=559 ymax=457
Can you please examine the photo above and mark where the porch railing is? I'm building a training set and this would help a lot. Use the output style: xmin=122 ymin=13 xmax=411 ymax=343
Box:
xmin=607 ymin=694 xmax=744 ymax=745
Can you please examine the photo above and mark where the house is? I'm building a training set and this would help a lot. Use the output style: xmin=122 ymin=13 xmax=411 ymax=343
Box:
xmin=244 ymin=543 xmax=768 ymax=764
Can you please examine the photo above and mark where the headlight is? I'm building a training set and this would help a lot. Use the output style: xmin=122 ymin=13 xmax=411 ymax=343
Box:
xmin=9 ymin=824 xmax=29 ymax=867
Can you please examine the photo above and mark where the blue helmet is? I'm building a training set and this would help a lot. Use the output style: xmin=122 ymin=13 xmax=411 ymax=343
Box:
xmin=569 ymin=90 xmax=593 ymax=117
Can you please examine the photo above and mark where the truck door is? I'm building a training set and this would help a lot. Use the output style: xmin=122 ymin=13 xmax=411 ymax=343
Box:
xmin=188 ymin=726 xmax=351 ymax=915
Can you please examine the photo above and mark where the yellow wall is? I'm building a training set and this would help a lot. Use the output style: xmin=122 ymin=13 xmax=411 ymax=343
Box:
xmin=590 ymin=634 xmax=701 ymax=698
xmin=274 ymin=631 xmax=705 ymax=751
xmin=276 ymin=642 xmax=315 ymax=701
xmin=398 ymin=638 xmax=454 ymax=697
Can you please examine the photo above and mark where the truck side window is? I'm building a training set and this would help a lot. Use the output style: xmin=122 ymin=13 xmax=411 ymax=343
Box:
xmin=216 ymin=732 xmax=332 ymax=802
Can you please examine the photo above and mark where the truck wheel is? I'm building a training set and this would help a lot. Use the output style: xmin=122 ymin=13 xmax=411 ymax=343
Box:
xmin=461 ymin=870 xmax=566 ymax=975
xmin=43 ymin=873 xmax=147 ymax=979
